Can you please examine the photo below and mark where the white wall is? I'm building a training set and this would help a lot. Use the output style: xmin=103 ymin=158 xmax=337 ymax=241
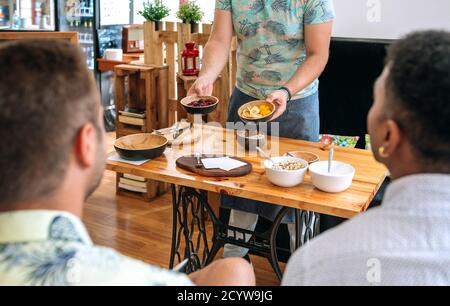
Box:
xmin=133 ymin=0 xmax=450 ymax=39
xmin=333 ymin=0 xmax=450 ymax=40
xmin=101 ymin=0 xmax=131 ymax=25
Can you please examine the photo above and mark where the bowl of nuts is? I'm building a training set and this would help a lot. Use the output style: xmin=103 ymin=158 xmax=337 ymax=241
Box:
xmin=264 ymin=156 xmax=309 ymax=188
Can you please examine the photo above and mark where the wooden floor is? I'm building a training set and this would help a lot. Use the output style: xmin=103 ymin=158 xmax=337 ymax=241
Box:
xmin=83 ymin=132 xmax=281 ymax=285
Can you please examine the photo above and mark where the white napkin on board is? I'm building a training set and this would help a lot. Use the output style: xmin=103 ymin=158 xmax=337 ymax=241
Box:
xmin=201 ymin=157 xmax=247 ymax=172
xmin=108 ymin=154 xmax=151 ymax=166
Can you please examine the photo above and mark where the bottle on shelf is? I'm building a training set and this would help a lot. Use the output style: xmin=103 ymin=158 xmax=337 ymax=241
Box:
xmin=11 ymin=10 xmax=20 ymax=29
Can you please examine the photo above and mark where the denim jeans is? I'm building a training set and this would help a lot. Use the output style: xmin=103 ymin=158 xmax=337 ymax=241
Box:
xmin=221 ymin=88 xmax=320 ymax=223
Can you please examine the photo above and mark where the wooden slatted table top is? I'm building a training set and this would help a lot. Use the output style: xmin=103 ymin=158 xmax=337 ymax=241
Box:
xmin=106 ymin=125 xmax=388 ymax=219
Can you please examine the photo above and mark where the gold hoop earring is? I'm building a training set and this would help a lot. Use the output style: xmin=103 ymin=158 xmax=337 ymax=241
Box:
xmin=378 ymin=146 xmax=390 ymax=158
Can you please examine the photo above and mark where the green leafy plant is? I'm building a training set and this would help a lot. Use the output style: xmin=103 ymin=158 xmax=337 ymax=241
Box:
xmin=176 ymin=1 xmax=204 ymax=24
xmin=138 ymin=0 xmax=170 ymax=22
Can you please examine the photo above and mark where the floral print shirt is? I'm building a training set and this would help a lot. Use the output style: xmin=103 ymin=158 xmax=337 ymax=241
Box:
xmin=0 ymin=210 xmax=193 ymax=286
xmin=216 ymin=0 xmax=335 ymax=99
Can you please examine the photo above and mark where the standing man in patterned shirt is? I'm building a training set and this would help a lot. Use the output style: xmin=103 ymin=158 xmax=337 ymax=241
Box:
xmin=188 ymin=0 xmax=335 ymax=259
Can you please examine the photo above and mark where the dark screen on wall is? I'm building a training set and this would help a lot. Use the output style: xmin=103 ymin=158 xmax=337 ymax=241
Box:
xmin=318 ymin=39 xmax=390 ymax=149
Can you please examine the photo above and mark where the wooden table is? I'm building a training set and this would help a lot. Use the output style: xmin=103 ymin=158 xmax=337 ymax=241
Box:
xmin=106 ymin=125 xmax=387 ymax=279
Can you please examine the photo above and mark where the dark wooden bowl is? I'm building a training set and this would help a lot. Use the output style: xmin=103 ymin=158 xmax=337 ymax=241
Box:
xmin=180 ymin=95 xmax=219 ymax=115
xmin=237 ymin=100 xmax=276 ymax=123
xmin=114 ymin=133 xmax=168 ymax=161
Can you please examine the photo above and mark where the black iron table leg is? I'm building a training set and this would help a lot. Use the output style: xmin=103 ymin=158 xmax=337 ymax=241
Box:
xmin=170 ymin=183 xmax=321 ymax=278
xmin=169 ymin=184 xmax=223 ymax=273
xmin=268 ymin=207 xmax=290 ymax=280
xmin=169 ymin=185 xmax=183 ymax=269
xmin=269 ymin=208 xmax=321 ymax=281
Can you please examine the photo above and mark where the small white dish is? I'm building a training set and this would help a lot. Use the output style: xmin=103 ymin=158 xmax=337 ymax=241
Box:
xmin=309 ymin=161 xmax=355 ymax=193
xmin=264 ymin=156 xmax=308 ymax=188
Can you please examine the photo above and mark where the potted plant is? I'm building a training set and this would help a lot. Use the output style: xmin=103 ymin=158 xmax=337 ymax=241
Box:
xmin=138 ymin=0 xmax=170 ymax=31
xmin=176 ymin=0 xmax=204 ymax=32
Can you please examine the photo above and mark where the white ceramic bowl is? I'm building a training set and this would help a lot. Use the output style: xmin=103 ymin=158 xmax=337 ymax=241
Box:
xmin=309 ymin=161 xmax=355 ymax=193
xmin=264 ymin=157 xmax=308 ymax=188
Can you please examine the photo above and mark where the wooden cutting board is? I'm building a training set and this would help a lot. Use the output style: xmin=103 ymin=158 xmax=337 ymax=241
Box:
xmin=176 ymin=154 xmax=253 ymax=177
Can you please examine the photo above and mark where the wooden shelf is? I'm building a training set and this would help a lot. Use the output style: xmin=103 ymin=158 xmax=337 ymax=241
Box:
xmin=113 ymin=63 xmax=170 ymax=201
xmin=116 ymin=173 xmax=159 ymax=202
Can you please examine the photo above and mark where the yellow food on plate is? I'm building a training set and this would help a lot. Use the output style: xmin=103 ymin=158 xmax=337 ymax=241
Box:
xmin=250 ymin=106 xmax=260 ymax=116
xmin=259 ymin=105 xmax=272 ymax=116
xmin=241 ymin=104 xmax=273 ymax=119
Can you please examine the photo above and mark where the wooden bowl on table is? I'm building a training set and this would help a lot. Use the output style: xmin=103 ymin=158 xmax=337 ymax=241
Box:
xmin=287 ymin=151 xmax=320 ymax=164
xmin=238 ymin=100 xmax=276 ymax=123
xmin=114 ymin=133 xmax=168 ymax=161
xmin=180 ymin=96 xmax=219 ymax=115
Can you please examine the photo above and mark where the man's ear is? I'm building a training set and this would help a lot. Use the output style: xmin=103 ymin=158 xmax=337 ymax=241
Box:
xmin=74 ymin=123 xmax=96 ymax=168
xmin=381 ymin=119 xmax=402 ymax=157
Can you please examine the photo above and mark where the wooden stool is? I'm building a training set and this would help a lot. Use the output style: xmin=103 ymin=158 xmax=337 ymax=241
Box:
xmin=115 ymin=64 xmax=169 ymax=135
xmin=114 ymin=63 xmax=169 ymax=201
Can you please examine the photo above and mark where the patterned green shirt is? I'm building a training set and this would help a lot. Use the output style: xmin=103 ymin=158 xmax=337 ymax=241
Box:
xmin=216 ymin=0 xmax=335 ymax=99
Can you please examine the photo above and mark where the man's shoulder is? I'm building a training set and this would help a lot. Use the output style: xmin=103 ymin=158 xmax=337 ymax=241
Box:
xmin=283 ymin=202 xmax=450 ymax=285
xmin=301 ymin=207 xmax=386 ymax=255
xmin=0 ymin=241 xmax=192 ymax=286
xmin=282 ymin=208 xmax=387 ymax=285
xmin=72 ymin=244 xmax=193 ymax=286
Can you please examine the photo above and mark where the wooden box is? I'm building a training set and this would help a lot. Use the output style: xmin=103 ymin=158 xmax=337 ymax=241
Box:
xmin=122 ymin=25 xmax=144 ymax=53
xmin=114 ymin=63 xmax=169 ymax=201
